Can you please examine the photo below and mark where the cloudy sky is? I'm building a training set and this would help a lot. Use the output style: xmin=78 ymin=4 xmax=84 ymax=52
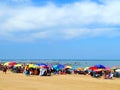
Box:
xmin=0 ymin=0 xmax=120 ymax=59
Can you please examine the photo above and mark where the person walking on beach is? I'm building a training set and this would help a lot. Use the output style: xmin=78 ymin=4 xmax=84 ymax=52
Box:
xmin=3 ymin=65 xmax=7 ymax=74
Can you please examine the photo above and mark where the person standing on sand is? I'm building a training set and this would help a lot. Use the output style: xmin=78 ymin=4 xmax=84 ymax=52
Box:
xmin=0 ymin=63 xmax=2 ymax=70
xmin=24 ymin=64 xmax=30 ymax=75
xmin=3 ymin=65 xmax=7 ymax=74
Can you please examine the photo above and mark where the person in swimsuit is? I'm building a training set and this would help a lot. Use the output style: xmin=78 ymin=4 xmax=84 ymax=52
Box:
xmin=3 ymin=65 xmax=7 ymax=74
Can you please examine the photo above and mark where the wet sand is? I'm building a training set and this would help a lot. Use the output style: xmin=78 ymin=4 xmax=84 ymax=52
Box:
xmin=0 ymin=71 xmax=120 ymax=90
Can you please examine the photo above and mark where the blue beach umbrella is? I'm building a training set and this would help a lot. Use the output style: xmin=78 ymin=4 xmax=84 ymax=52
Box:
xmin=36 ymin=63 xmax=48 ymax=68
xmin=53 ymin=64 xmax=65 ymax=71
xmin=57 ymin=64 xmax=65 ymax=69
xmin=53 ymin=65 xmax=59 ymax=71
xmin=95 ymin=64 xmax=105 ymax=69
xmin=37 ymin=63 xmax=47 ymax=66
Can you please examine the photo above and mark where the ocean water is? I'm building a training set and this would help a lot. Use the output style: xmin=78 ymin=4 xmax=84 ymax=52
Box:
xmin=0 ymin=59 xmax=120 ymax=69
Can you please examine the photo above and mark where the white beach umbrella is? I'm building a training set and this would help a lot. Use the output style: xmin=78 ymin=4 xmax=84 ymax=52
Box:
xmin=115 ymin=69 xmax=120 ymax=72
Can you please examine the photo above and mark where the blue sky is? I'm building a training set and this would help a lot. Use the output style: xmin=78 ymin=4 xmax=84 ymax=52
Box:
xmin=0 ymin=0 xmax=120 ymax=59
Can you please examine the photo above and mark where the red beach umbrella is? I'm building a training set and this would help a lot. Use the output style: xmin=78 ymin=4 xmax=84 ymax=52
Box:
xmin=89 ymin=66 xmax=98 ymax=70
xmin=8 ymin=62 xmax=17 ymax=67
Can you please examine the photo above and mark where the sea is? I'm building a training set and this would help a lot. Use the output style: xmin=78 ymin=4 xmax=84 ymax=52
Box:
xmin=0 ymin=59 xmax=120 ymax=69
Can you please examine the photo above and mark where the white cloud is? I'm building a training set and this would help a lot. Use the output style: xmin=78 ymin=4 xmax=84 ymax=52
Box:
xmin=0 ymin=0 xmax=120 ymax=42
xmin=60 ymin=28 xmax=120 ymax=39
xmin=8 ymin=0 xmax=31 ymax=3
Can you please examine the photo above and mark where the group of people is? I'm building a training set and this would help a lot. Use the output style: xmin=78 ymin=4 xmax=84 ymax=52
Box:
xmin=23 ymin=64 xmax=52 ymax=76
xmin=0 ymin=63 xmax=120 ymax=79
xmin=89 ymin=70 xmax=114 ymax=79
xmin=23 ymin=64 xmax=72 ymax=76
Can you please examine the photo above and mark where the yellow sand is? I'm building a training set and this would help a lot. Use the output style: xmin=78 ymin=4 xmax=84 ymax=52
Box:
xmin=0 ymin=71 xmax=120 ymax=90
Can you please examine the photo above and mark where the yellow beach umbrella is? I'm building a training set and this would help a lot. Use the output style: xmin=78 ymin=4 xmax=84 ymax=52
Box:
xmin=28 ymin=64 xmax=35 ymax=68
xmin=65 ymin=66 xmax=72 ymax=69
xmin=14 ymin=64 xmax=22 ymax=67
xmin=4 ymin=62 xmax=10 ymax=66
xmin=77 ymin=68 xmax=84 ymax=71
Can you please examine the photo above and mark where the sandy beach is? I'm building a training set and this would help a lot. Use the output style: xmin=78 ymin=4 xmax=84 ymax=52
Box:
xmin=0 ymin=71 xmax=120 ymax=90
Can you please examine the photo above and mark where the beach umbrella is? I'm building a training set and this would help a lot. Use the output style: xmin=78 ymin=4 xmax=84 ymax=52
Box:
xmin=84 ymin=67 xmax=89 ymax=71
xmin=57 ymin=64 xmax=65 ymax=69
xmin=4 ymin=62 xmax=10 ymax=66
xmin=41 ymin=65 xmax=48 ymax=68
xmin=53 ymin=65 xmax=58 ymax=70
xmin=14 ymin=64 xmax=22 ymax=67
xmin=105 ymin=66 xmax=111 ymax=71
xmin=28 ymin=64 xmax=35 ymax=68
xmin=53 ymin=64 xmax=65 ymax=71
xmin=111 ymin=66 xmax=120 ymax=70
xmin=33 ymin=64 xmax=39 ymax=68
xmin=47 ymin=64 xmax=53 ymax=69
xmin=37 ymin=63 xmax=47 ymax=66
xmin=93 ymin=69 xmax=102 ymax=72
xmin=8 ymin=62 xmax=17 ymax=67
xmin=65 ymin=65 xmax=72 ymax=69
xmin=77 ymin=68 xmax=84 ymax=71
xmin=89 ymin=66 xmax=98 ymax=70
xmin=36 ymin=63 xmax=48 ymax=68
xmin=37 ymin=63 xmax=49 ymax=68
xmin=94 ymin=64 xmax=105 ymax=69
xmin=115 ymin=69 xmax=120 ymax=72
